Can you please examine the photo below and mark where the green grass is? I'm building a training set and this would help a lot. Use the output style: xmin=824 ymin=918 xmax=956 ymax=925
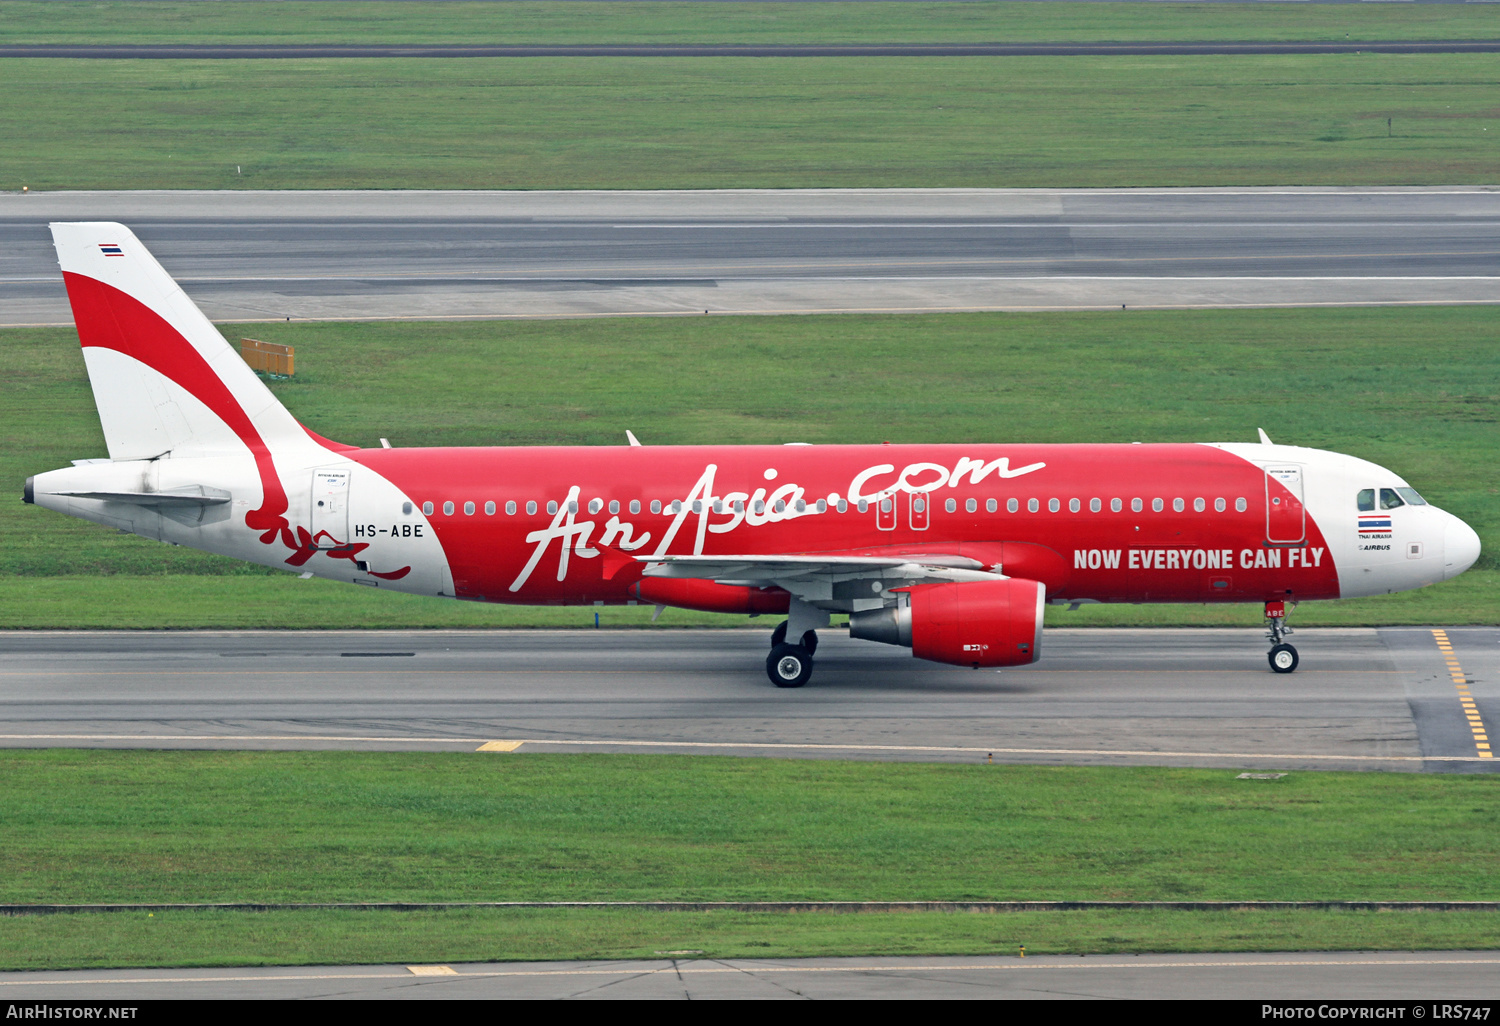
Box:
xmin=3 ymin=54 xmax=1498 ymax=191
xmin=1 ymin=750 xmax=1498 ymax=966
xmin=4 ymin=752 xmax=1497 ymax=903
xmin=0 ymin=573 xmax=1493 ymax=630
xmin=3 ymin=908 xmax=1499 ymax=971
xmin=3 ymin=1 xmax=1497 ymax=47
xmin=3 ymin=307 xmax=1494 ymax=627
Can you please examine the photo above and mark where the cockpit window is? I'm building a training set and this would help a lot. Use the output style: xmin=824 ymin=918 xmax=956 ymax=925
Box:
xmin=1379 ymin=488 xmax=1405 ymax=510
xmin=1357 ymin=489 xmax=1375 ymax=512
xmin=1396 ymin=487 xmax=1427 ymax=506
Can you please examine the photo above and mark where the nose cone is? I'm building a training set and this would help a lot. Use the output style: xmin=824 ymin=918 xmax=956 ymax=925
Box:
xmin=1442 ymin=512 xmax=1481 ymax=580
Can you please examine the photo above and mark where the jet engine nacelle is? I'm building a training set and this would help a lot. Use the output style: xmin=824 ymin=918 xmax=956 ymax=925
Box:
xmin=849 ymin=578 xmax=1045 ymax=668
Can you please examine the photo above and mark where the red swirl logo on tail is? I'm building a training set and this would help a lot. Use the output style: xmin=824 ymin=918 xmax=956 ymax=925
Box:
xmin=61 ymin=272 xmax=410 ymax=580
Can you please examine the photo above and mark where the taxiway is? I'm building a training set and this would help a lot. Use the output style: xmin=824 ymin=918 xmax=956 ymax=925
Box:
xmin=0 ymin=626 xmax=1492 ymax=771
xmin=2 ymin=188 xmax=1495 ymax=322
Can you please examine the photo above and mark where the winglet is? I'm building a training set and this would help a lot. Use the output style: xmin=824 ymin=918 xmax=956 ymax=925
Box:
xmin=1257 ymin=428 xmax=1273 ymax=445
xmin=626 ymin=430 xmax=642 ymax=447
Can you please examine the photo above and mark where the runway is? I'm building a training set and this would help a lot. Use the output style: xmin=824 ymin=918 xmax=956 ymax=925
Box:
xmin=0 ymin=626 xmax=1492 ymax=771
xmin=2 ymin=188 xmax=1496 ymax=323
xmin=3 ymin=952 xmax=1499 ymax=1000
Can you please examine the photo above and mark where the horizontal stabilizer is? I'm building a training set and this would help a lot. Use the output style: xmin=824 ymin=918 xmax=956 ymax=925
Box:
xmin=53 ymin=488 xmax=231 ymax=508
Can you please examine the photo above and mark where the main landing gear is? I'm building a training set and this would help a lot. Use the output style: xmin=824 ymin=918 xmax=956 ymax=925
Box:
xmin=1265 ymin=599 xmax=1298 ymax=674
xmin=767 ymin=619 xmax=818 ymax=688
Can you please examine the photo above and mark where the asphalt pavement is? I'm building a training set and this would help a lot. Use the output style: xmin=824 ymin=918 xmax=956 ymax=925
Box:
xmin=0 ymin=626 xmax=1493 ymax=771
xmin=2 ymin=188 xmax=1495 ymax=322
xmin=3 ymin=952 xmax=1498 ymax=1000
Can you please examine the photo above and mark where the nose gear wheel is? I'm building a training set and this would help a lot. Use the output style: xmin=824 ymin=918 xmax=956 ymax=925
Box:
xmin=1264 ymin=599 xmax=1299 ymax=673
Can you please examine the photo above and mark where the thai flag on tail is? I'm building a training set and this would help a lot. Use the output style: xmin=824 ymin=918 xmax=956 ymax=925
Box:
xmin=98 ymin=244 xmax=124 ymax=257
xmin=1359 ymin=515 xmax=1392 ymax=535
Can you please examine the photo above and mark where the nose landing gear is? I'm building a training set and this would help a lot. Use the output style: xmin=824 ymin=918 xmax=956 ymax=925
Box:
xmin=1265 ymin=599 xmax=1298 ymax=673
xmin=766 ymin=619 xmax=818 ymax=688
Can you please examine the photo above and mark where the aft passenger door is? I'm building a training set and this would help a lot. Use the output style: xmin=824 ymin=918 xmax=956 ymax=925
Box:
xmin=1265 ymin=465 xmax=1305 ymax=544
xmin=311 ymin=468 xmax=351 ymax=545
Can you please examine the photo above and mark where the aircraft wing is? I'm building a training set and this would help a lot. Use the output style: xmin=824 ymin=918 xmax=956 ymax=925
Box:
xmin=637 ymin=553 xmax=1004 ymax=607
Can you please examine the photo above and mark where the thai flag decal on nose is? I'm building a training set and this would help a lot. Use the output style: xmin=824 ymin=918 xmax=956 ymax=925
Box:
xmin=98 ymin=244 xmax=124 ymax=257
xmin=1359 ymin=515 xmax=1392 ymax=535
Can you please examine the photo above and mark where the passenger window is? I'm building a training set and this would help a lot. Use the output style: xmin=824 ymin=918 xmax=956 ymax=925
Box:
xmin=1048 ymin=499 xmax=1060 ymax=512
xmin=837 ymin=499 xmax=848 ymax=513
xmin=1028 ymin=498 xmax=1039 ymax=513
xmin=858 ymin=500 xmax=869 ymax=513
xmin=547 ymin=501 xmax=558 ymax=515
xmin=568 ymin=500 xmax=579 ymax=514
xmin=986 ymin=498 xmax=997 ymax=513
xmin=506 ymin=501 xmax=516 ymax=516
xmin=755 ymin=499 xmax=767 ymax=514
xmin=1396 ymin=487 xmax=1427 ymax=506
xmin=773 ymin=499 xmax=786 ymax=513
xmin=422 ymin=501 xmax=433 ymax=516
xmin=670 ymin=500 xmax=682 ymax=514
xmin=691 ymin=500 xmax=702 ymax=514
xmin=1068 ymin=498 xmax=1080 ymax=513
xmin=484 ymin=501 xmax=495 ymax=516
xmin=1235 ymin=497 xmax=1247 ymax=512
xmin=463 ymin=501 xmax=474 ymax=516
xmin=402 ymin=501 xmax=413 ymax=515
xmin=1193 ymin=498 xmax=1205 ymax=512
xmin=734 ymin=500 xmax=745 ymax=513
xmin=1132 ymin=498 xmax=1143 ymax=513
xmin=526 ymin=500 xmax=537 ymax=516
xmin=650 ymin=500 xmax=662 ymax=514
xmin=963 ymin=498 xmax=974 ymax=513
xmin=1379 ymin=488 xmax=1405 ymax=510
xmin=589 ymin=498 xmax=603 ymax=514
xmin=1357 ymin=489 xmax=1375 ymax=512
xmin=816 ymin=499 xmax=827 ymax=513
xmin=1007 ymin=498 xmax=1018 ymax=513
xmin=880 ymin=498 xmax=892 ymax=513
xmin=609 ymin=500 xmax=620 ymax=515
xmin=1172 ymin=498 xmax=1184 ymax=513
xmin=1152 ymin=498 xmax=1164 ymax=512
xmin=1089 ymin=498 xmax=1101 ymax=513
xmin=1214 ymin=498 xmax=1225 ymax=512
xmin=629 ymin=499 xmax=641 ymax=514
xmin=1111 ymin=498 xmax=1122 ymax=513
xmin=443 ymin=501 xmax=455 ymax=516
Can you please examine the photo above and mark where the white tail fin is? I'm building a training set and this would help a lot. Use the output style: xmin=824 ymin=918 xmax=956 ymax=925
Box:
xmin=51 ymin=222 xmax=310 ymax=461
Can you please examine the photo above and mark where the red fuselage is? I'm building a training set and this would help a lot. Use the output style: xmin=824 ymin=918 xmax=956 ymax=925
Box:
xmin=345 ymin=442 xmax=1336 ymax=607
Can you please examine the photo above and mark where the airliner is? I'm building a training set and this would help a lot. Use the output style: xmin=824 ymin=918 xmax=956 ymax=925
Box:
xmin=23 ymin=223 xmax=1481 ymax=686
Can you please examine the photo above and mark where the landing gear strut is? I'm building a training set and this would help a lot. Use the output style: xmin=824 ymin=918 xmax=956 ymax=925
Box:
xmin=1265 ymin=599 xmax=1298 ymax=673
